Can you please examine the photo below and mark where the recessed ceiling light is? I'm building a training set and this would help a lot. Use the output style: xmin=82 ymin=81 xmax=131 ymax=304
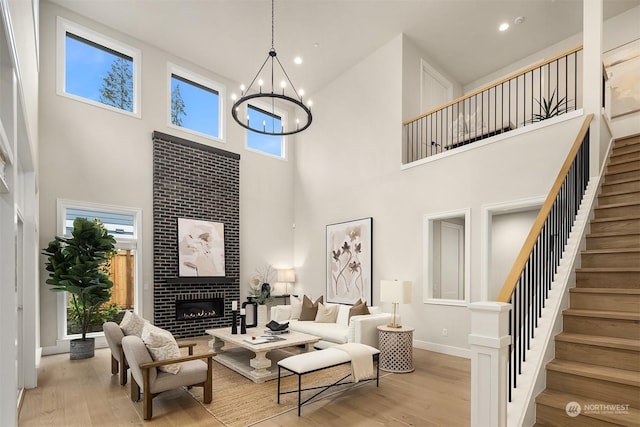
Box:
xmin=499 ymin=22 xmax=510 ymax=32
xmin=294 ymin=56 xmax=303 ymax=65
xmin=514 ymin=16 xmax=525 ymax=24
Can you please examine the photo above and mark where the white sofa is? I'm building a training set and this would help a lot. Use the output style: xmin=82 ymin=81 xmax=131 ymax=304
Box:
xmin=270 ymin=303 xmax=394 ymax=349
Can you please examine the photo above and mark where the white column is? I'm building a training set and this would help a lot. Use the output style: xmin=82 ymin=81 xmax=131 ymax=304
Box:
xmin=469 ymin=301 xmax=511 ymax=427
xmin=583 ymin=0 xmax=604 ymax=176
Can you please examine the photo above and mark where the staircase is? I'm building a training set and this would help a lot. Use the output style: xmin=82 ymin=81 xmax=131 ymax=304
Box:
xmin=535 ymin=135 xmax=640 ymax=426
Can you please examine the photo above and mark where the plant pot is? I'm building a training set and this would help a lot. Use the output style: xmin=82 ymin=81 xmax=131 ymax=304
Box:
xmin=70 ymin=337 xmax=95 ymax=360
xmin=257 ymin=304 xmax=268 ymax=326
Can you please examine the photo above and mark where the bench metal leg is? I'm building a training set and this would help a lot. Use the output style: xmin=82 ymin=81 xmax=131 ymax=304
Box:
xmin=298 ymin=374 xmax=302 ymax=416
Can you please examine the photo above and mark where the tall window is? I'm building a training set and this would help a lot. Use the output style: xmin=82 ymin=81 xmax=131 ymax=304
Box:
xmin=56 ymin=17 xmax=141 ymax=117
xmin=168 ymin=63 xmax=225 ymax=141
xmin=246 ymin=103 xmax=287 ymax=158
xmin=57 ymin=200 xmax=142 ymax=338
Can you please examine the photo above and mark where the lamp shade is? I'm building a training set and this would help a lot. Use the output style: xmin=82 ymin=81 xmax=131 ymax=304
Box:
xmin=277 ymin=268 xmax=295 ymax=283
xmin=380 ymin=280 xmax=412 ymax=304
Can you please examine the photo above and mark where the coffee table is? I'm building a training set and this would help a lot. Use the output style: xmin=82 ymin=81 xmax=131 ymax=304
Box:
xmin=206 ymin=327 xmax=320 ymax=383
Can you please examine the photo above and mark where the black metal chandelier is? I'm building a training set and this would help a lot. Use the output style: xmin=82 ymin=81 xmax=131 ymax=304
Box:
xmin=231 ymin=0 xmax=312 ymax=136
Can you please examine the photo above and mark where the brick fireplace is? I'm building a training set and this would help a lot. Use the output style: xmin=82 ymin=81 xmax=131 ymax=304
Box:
xmin=152 ymin=131 xmax=240 ymax=338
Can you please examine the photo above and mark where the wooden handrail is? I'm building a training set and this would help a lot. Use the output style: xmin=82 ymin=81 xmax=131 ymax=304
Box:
xmin=496 ymin=113 xmax=593 ymax=303
xmin=403 ymin=45 xmax=584 ymax=126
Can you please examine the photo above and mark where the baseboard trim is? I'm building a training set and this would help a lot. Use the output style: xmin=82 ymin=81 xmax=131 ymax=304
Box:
xmin=42 ymin=335 xmax=109 ymax=356
xmin=413 ymin=339 xmax=471 ymax=359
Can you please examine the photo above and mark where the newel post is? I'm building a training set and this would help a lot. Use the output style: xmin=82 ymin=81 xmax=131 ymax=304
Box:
xmin=469 ymin=301 xmax=511 ymax=427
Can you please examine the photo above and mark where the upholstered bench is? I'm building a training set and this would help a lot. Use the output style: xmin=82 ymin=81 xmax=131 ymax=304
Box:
xmin=277 ymin=343 xmax=380 ymax=415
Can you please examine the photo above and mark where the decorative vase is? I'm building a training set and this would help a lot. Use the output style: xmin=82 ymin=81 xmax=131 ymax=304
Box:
xmin=257 ymin=304 xmax=268 ymax=326
xmin=70 ymin=337 xmax=95 ymax=360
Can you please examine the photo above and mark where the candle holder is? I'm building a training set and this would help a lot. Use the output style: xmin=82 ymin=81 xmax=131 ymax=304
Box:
xmin=240 ymin=314 xmax=247 ymax=334
xmin=231 ymin=310 xmax=238 ymax=334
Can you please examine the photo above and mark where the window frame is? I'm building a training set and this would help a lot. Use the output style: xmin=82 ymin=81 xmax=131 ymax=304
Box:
xmin=167 ymin=63 xmax=226 ymax=143
xmin=56 ymin=16 xmax=142 ymax=118
xmin=245 ymin=99 xmax=288 ymax=160
xmin=55 ymin=199 xmax=143 ymax=340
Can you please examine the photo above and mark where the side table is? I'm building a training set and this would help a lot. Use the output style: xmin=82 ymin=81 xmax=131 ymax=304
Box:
xmin=377 ymin=325 xmax=414 ymax=373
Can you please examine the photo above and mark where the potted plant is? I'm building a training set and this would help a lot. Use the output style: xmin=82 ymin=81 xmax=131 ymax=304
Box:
xmin=43 ymin=217 xmax=117 ymax=359
xmin=529 ymin=89 xmax=571 ymax=123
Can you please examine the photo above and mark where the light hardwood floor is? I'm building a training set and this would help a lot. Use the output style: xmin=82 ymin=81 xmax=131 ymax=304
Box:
xmin=19 ymin=337 xmax=470 ymax=426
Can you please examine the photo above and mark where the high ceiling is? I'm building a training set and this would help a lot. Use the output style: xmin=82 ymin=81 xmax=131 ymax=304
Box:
xmin=48 ymin=0 xmax=639 ymax=96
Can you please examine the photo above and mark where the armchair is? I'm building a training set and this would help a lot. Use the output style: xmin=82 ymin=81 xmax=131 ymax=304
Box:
xmin=121 ymin=335 xmax=215 ymax=420
xmin=103 ymin=321 xmax=196 ymax=386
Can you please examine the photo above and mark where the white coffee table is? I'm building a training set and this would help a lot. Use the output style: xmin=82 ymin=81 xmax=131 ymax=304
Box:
xmin=206 ymin=327 xmax=320 ymax=383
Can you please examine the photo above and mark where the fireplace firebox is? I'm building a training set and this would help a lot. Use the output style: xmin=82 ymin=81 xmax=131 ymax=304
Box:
xmin=175 ymin=297 xmax=224 ymax=321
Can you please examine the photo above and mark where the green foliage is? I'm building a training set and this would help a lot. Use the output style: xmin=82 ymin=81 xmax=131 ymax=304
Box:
xmin=171 ymin=83 xmax=187 ymax=126
xmin=43 ymin=217 xmax=117 ymax=340
xmin=99 ymin=57 xmax=133 ymax=111
xmin=530 ymin=89 xmax=571 ymax=123
xmin=68 ymin=302 xmax=120 ymax=333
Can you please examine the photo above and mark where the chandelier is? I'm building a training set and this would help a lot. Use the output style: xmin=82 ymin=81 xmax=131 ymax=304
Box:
xmin=231 ymin=0 xmax=312 ymax=136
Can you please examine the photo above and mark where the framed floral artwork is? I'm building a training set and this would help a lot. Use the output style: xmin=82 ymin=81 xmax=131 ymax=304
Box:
xmin=326 ymin=217 xmax=372 ymax=304
xmin=177 ymin=218 xmax=225 ymax=277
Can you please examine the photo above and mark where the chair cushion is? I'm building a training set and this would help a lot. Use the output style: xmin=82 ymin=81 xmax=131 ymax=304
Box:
xmin=290 ymin=295 xmax=303 ymax=319
xmin=120 ymin=311 xmax=147 ymax=337
xmin=141 ymin=323 xmax=181 ymax=374
xmin=151 ymin=360 xmax=208 ymax=394
xmin=335 ymin=304 xmax=351 ymax=326
xmin=315 ymin=302 xmax=339 ymax=323
xmin=299 ymin=295 xmax=323 ymax=321
xmin=349 ymin=301 xmax=370 ymax=322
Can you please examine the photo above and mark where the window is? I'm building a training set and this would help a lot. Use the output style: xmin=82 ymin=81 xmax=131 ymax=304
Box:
xmin=246 ymin=103 xmax=287 ymax=158
xmin=57 ymin=200 xmax=142 ymax=339
xmin=168 ymin=63 xmax=225 ymax=141
xmin=56 ymin=17 xmax=141 ymax=116
xmin=423 ymin=208 xmax=471 ymax=305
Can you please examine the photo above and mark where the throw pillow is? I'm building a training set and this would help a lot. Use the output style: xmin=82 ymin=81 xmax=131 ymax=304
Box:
xmin=349 ymin=301 xmax=370 ymax=323
xmin=314 ymin=302 xmax=339 ymax=323
xmin=141 ymin=323 xmax=182 ymax=374
xmin=299 ymin=295 xmax=323 ymax=321
xmin=290 ymin=295 xmax=303 ymax=320
xmin=120 ymin=310 xmax=147 ymax=337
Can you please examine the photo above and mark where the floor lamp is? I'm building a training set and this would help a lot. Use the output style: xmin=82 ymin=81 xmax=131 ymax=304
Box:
xmin=380 ymin=280 xmax=412 ymax=328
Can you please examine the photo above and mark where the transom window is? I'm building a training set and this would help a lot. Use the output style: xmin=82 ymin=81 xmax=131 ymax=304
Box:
xmin=246 ymin=103 xmax=286 ymax=158
xmin=168 ymin=63 xmax=225 ymax=141
xmin=56 ymin=17 xmax=141 ymax=117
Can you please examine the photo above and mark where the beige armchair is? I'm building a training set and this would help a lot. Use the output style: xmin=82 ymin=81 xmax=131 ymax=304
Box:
xmin=121 ymin=335 xmax=214 ymax=420
xmin=103 ymin=321 xmax=196 ymax=386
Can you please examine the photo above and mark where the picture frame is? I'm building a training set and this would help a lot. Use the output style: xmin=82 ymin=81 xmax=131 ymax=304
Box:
xmin=177 ymin=218 xmax=225 ymax=277
xmin=326 ymin=217 xmax=372 ymax=304
xmin=603 ymin=40 xmax=640 ymax=119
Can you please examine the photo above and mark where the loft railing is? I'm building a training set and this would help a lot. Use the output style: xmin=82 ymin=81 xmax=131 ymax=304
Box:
xmin=496 ymin=114 xmax=593 ymax=401
xmin=403 ymin=46 xmax=583 ymax=164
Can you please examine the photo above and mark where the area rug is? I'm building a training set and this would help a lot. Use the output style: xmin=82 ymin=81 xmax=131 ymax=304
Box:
xmin=187 ymin=355 xmax=377 ymax=427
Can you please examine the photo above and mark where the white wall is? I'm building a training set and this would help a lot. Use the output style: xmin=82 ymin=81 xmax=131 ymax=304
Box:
xmin=38 ymin=2 xmax=295 ymax=351
xmin=490 ymin=209 xmax=538 ymax=300
xmin=292 ymin=28 xmax=589 ymax=354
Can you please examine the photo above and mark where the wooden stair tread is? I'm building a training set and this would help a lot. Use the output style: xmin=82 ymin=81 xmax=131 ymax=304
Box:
xmin=591 ymin=215 xmax=640 ymax=223
xmin=546 ymin=360 xmax=640 ymax=386
xmin=555 ymin=332 xmax=640 ymax=351
xmin=598 ymin=188 xmax=640 ymax=196
xmin=536 ymin=389 xmax=640 ymax=424
xmin=570 ymin=287 xmax=640 ymax=295
xmin=596 ymin=201 xmax=640 ymax=209
xmin=587 ymin=231 xmax=640 ymax=238
xmin=602 ymin=176 xmax=640 ymax=186
xmin=563 ymin=308 xmax=640 ymax=321
xmin=581 ymin=248 xmax=640 ymax=254
xmin=576 ymin=267 xmax=640 ymax=273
